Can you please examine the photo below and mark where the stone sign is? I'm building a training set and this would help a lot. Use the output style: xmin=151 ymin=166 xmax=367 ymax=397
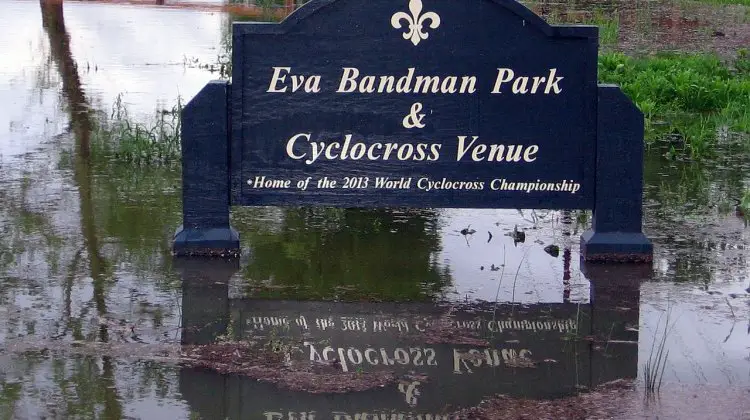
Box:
xmin=172 ymin=0 xmax=653 ymax=262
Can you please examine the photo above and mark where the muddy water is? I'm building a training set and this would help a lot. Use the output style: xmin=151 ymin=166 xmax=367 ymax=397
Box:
xmin=0 ymin=0 xmax=749 ymax=418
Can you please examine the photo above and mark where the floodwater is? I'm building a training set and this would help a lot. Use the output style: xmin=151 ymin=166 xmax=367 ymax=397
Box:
xmin=0 ymin=0 xmax=749 ymax=418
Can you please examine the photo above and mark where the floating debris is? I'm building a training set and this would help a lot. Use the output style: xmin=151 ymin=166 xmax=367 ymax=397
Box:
xmin=460 ymin=224 xmax=476 ymax=236
xmin=505 ymin=224 xmax=525 ymax=244
xmin=544 ymin=244 xmax=560 ymax=257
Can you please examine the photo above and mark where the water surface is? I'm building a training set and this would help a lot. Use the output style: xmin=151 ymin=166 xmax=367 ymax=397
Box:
xmin=0 ymin=0 xmax=748 ymax=418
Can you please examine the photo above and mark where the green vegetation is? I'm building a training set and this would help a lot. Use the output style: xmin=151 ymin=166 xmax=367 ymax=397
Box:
xmin=598 ymin=50 xmax=750 ymax=159
xmin=0 ymin=381 xmax=22 ymax=420
xmin=234 ymin=207 xmax=452 ymax=301
xmin=740 ymin=188 xmax=750 ymax=214
xmin=590 ymin=8 xmax=620 ymax=47
xmin=576 ymin=9 xmax=619 ymax=47
xmin=524 ymin=0 xmax=750 ymax=159
xmin=90 ymin=94 xmax=182 ymax=166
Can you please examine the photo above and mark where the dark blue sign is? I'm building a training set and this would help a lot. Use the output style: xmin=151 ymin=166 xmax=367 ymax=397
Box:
xmin=230 ymin=0 xmax=596 ymax=209
xmin=173 ymin=0 xmax=653 ymax=262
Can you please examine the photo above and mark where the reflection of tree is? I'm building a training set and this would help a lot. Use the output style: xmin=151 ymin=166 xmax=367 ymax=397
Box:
xmin=45 ymin=356 xmax=123 ymax=418
xmin=41 ymin=0 xmax=110 ymax=336
xmin=40 ymin=0 xmax=90 ymax=160
xmin=238 ymin=208 xmax=451 ymax=301
xmin=91 ymin=164 xmax=181 ymax=279
xmin=39 ymin=0 xmax=182 ymax=345
xmin=40 ymin=2 xmax=123 ymax=417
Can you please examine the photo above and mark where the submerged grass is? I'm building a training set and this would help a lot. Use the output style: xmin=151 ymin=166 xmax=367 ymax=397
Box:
xmin=599 ymin=49 xmax=750 ymax=159
xmin=90 ymin=94 xmax=182 ymax=166
xmin=643 ymin=307 xmax=675 ymax=394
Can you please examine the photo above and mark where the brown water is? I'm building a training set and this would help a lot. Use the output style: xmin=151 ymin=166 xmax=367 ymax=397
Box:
xmin=0 ymin=0 xmax=749 ymax=418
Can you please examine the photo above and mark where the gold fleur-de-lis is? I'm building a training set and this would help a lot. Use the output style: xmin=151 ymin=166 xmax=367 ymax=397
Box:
xmin=391 ymin=0 xmax=441 ymax=46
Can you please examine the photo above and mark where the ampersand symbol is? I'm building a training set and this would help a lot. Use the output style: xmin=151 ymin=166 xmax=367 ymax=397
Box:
xmin=402 ymin=102 xmax=426 ymax=129
xmin=398 ymin=381 xmax=421 ymax=407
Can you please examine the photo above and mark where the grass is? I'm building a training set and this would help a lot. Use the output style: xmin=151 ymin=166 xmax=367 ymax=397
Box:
xmin=583 ymin=8 xmax=620 ymax=47
xmin=598 ymin=49 xmax=750 ymax=159
xmin=90 ymin=94 xmax=182 ymax=166
xmin=740 ymin=188 xmax=750 ymax=213
xmin=643 ymin=308 xmax=675 ymax=394
xmin=523 ymin=0 xmax=750 ymax=160
xmin=541 ymin=7 xmax=620 ymax=47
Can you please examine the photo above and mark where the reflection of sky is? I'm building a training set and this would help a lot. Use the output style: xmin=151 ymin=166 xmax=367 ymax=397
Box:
xmin=640 ymin=282 xmax=750 ymax=386
xmin=436 ymin=208 xmax=590 ymax=304
xmin=0 ymin=0 xmax=226 ymax=160
xmin=0 ymin=1 xmax=64 ymax=159
xmin=62 ymin=1 xmax=226 ymax=117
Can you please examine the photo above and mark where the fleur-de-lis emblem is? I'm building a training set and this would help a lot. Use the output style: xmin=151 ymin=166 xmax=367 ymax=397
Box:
xmin=391 ymin=0 xmax=441 ymax=46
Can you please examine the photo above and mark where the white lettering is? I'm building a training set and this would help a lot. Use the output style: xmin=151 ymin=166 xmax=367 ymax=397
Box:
xmin=286 ymin=133 xmax=309 ymax=160
xmin=456 ymin=135 xmax=480 ymax=161
xmin=337 ymin=67 xmax=359 ymax=93
xmin=491 ymin=68 xmax=514 ymax=93
xmin=492 ymin=68 xmax=564 ymax=95
xmin=267 ymin=66 xmax=291 ymax=93
xmin=545 ymin=68 xmax=563 ymax=94
xmin=512 ymin=76 xmax=529 ymax=94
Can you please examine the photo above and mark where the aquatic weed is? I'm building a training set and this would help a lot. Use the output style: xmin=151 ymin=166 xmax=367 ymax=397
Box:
xmin=739 ymin=188 xmax=750 ymax=214
xmin=643 ymin=307 xmax=675 ymax=395
xmin=90 ymin=94 xmax=183 ymax=166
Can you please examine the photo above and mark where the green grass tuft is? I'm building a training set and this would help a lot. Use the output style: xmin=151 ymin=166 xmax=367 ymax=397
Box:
xmin=598 ymin=51 xmax=750 ymax=159
xmin=90 ymin=94 xmax=183 ymax=166
xmin=644 ymin=308 xmax=674 ymax=395
xmin=587 ymin=8 xmax=620 ymax=47
xmin=741 ymin=188 xmax=750 ymax=213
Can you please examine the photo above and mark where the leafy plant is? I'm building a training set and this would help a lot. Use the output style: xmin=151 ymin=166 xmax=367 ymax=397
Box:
xmin=599 ymin=52 xmax=750 ymax=159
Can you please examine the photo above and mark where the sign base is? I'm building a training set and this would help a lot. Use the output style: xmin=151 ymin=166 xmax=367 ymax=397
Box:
xmin=580 ymin=230 xmax=653 ymax=263
xmin=172 ymin=225 xmax=240 ymax=258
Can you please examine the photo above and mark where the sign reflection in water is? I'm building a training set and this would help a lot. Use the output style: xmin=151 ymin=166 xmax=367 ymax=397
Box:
xmin=176 ymin=260 xmax=645 ymax=419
